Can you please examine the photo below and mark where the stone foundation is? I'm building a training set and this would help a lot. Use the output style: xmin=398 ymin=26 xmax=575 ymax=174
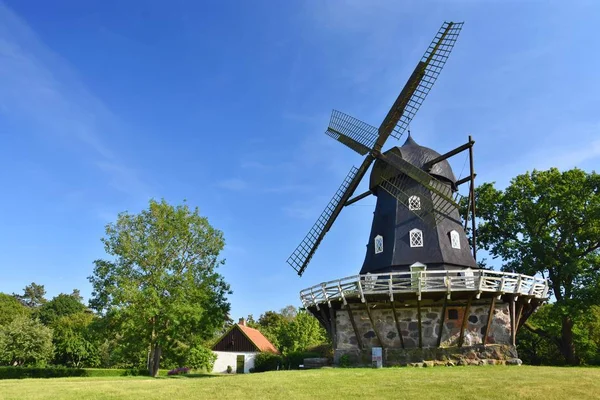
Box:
xmin=334 ymin=344 xmax=519 ymax=366
xmin=326 ymin=298 xmax=517 ymax=366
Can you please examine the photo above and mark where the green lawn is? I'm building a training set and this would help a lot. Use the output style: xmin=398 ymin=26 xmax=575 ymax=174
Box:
xmin=0 ymin=366 xmax=598 ymax=400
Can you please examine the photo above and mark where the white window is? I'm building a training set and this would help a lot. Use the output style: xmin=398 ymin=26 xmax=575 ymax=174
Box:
xmin=374 ymin=235 xmax=383 ymax=254
xmin=408 ymin=195 xmax=421 ymax=211
xmin=409 ymin=228 xmax=423 ymax=248
xmin=450 ymin=230 xmax=461 ymax=249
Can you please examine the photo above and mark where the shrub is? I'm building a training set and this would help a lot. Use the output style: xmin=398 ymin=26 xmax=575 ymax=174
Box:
xmin=284 ymin=352 xmax=320 ymax=369
xmin=253 ymin=352 xmax=282 ymax=372
xmin=0 ymin=367 xmax=151 ymax=379
xmin=306 ymin=343 xmax=334 ymax=360
xmin=338 ymin=354 xmax=351 ymax=368
xmin=186 ymin=345 xmax=217 ymax=372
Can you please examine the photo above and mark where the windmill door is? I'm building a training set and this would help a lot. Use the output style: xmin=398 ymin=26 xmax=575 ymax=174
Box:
xmin=236 ymin=355 xmax=244 ymax=373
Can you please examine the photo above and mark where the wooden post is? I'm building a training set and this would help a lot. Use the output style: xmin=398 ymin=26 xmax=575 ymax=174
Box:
xmin=364 ymin=299 xmax=385 ymax=349
xmin=469 ymin=135 xmax=477 ymax=262
xmin=319 ymin=307 xmax=332 ymax=339
xmin=417 ymin=297 xmax=423 ymax=348
xmin=483 ymin=296 xmax=496 ymax=345
xmin=329 ymin=305 xmax=337 ymax=349
xmin=437 ymin=296 xmax=448 ymax=347
xmin=345 ymin=304 xmax=363 ymax=350
xmin=458 ymin=297 xmax=473 ymax=347
xmin=391 ymin=301 xmax=405 ymax=349
xmin=515 ymin=300 xmax=524 ymax=334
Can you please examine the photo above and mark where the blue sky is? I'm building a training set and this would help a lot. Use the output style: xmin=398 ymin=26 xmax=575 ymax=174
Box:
xmin=1 ymin=1 xmax=599 ymax=320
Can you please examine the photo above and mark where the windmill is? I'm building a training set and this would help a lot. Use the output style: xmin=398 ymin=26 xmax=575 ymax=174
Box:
xmin=287 ymin=21 xmax=476 ymax=277
xmin=288 ymin=22 xmax=549 ymax=365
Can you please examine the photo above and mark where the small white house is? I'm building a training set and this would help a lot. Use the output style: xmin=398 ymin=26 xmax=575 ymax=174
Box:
xmin=211 ymin=318 xmax=278 ymax=374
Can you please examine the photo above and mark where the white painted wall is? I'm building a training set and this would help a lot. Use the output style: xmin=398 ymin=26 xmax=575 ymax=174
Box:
xmin=212 ymin=351 xmax=258 ymax=374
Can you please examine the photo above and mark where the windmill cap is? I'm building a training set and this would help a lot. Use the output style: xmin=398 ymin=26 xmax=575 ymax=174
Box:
xmin=369 ymin=135 xmax=457 ymax=190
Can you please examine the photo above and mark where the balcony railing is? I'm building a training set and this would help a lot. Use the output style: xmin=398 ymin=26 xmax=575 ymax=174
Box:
xmin=299 ymin=270 xmax=549 ymax=309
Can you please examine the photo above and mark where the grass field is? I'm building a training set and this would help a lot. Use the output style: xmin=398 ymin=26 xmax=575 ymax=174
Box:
xmin=0 ymin=366 xmax=598 ymax=400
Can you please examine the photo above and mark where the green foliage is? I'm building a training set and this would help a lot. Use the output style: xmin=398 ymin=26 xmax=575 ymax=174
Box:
xmin=36 ymin=293 xmax=86 ymax=326
xmin=283 ymin=351 xmax=320 ymax=369
xmin=474 ymin=168 xmax=600 ymax=364
xmin=52 ymin=312 xmax=99 ymax=368
xmin=13 ymin=283 xmax=47 ymax=308
xmin=186 ymin=344 xmax=217 ymax=371
xmin=338 ymin=354 xmax=352 ymax=368
xmin=253 ymin=306 xmax=328 ymax=355
xmin=0 ymin=293 xmax=30 ymax=326
xmin=0 ymin=367 xmax=150 ymax=379
xmin=253 ymin=352 xmax=282 ymax=372
xmin=0 ymin=315 xmax=54 ymax=366
xmin=88 ymin=199 xmax=231 ymax=376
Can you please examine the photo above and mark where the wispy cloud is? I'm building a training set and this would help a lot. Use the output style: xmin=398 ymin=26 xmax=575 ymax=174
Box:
xmin=216 ymin=178 xmax=248 ymax=191
xmin=0 ymin=3 xmax=149 ymax=199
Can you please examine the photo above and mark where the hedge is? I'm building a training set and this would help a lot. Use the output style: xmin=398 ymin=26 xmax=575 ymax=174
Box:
xmin=0 ymin=367 xmax=152 ymax=379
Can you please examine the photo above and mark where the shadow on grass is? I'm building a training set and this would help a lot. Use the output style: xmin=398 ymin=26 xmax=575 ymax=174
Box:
xmin=156 ymin=373 xmax=227 ymax=380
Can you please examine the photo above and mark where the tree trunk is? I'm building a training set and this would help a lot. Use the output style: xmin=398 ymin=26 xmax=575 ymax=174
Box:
xmin=560 ymin=315 xmax=579 ymax=365
xmin=149 ymin=343 xmax=161 ymax=377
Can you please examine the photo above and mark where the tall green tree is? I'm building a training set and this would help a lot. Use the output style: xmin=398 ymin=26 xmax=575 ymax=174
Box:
xmin=37 ymin=293 xmax=86 ymax=326
xmin=0 ymin=315 xmax=53 ymax=366
xmin=88 ymin=199 xmax=231 ymax=376
xmin=475 ymin=168 xmax=600 ymax=365
xmin=53 ymin=312 xmax=99 ymax=367
xmin=0 ymin=293 xmax=30 ymax=326
xmin=13 ymin=282 xmax=47 ymax=308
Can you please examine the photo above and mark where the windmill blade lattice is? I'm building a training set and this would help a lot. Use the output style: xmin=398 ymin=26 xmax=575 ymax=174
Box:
xmin=325 ymin=110 xmax=379 ymax=155
xmin=287 ymin=166 xmax=360 ymax=276
xmin=378 ymin=173 xmax=437 ymax=226
xmin=379 ymin=152 xmax=458 ymax=224
xmin=389 ymin=22 xmax=463 ymax=140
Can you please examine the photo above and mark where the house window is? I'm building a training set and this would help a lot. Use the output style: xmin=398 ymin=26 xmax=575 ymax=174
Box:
xmin=409 ymin=229 xmax=423 ymax=248
xmin=408 ymin=195 xmax=421 ymax=211
xmin=450 ymin=230 xmax=461 ymax=249
xmin=374 ymin=235 xmax=383 ymax=254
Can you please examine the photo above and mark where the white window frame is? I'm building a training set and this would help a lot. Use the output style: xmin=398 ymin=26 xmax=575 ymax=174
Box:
xmin=450 ymin=230 xmax=461 ymax=249
xmin=374 ymin=235 xmax=383 ymax=254
xmin=408 ymin=195 xmax=421 ymax=211
xmin=409 ymin=228 xmax=423 ymax=248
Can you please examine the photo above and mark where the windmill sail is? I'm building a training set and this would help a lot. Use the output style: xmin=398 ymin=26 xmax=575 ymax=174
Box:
xmin=380 ymin=22 xmax=464 ymax=142
xmin=325 ymin=110 xmax=379 ymax=155
xmin=287 ymin=166 xmax=360 ymax=276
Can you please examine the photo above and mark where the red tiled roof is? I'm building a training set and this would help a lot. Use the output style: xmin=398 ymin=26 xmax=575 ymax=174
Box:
xmin=237 ymin=324 xmax=278 ymax=354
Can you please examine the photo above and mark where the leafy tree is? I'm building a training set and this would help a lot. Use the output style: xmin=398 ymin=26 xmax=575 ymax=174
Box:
xmin=278 ymin=310 xmax=328 ymax=354
xmin=0 ymin=315 xmax=53 ymax=366
xmin=37 ymin=293 xmax=86 ymax=326
xmin=475 ymin=168 xmax=600 ymax=365
xmin=70 ymin=289 xmax=83 ymax=303
xmin=0 ymin=293 xmax=30 ymax=326
xmin=88 ymin=199 xmax=231 ymax=376
xmin=53 ymin=312 xmax=99 ymax=367
xmin=254 ymin=307 xmax=328 ymax=354
xmin=14 ymin=282 xmax=47 ymax=308
xmin=186 ymin=344 xmax=217 ymax=371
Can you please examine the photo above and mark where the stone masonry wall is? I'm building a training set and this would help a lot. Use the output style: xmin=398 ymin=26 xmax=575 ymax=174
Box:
xmin=336 ymin=301 xmax=511 ymax=351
